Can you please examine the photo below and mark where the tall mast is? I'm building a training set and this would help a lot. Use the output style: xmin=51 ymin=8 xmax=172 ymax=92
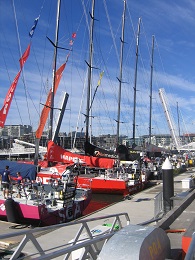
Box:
xmin=48 ymin=0 xmax=61 ymax=140
xmin=85 ymin=0 xmax=95 ymax=144
xmin=116 ymin=0 xmax=126 ymax=147
xmin=149 ymin=35 xmax=154 ymax=144
xmin=34 ymin=0 xmax=61 ymax=165
xmin=132 ymin=17 xmax=141 ymax=147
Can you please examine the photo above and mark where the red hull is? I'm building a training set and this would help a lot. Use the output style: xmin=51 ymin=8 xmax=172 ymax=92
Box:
xmin=76 ymin=176 xmax=145 ymax=197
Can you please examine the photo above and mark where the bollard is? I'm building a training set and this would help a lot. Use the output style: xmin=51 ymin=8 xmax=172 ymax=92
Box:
xmin=162 ymin=158 xmax=174 ymax=214
xmin=98 ymin=224 xmax=171 ymax=260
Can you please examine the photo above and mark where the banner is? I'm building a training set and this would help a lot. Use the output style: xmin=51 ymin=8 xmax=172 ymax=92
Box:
xmin=0 ymin=44 xmax=31 ymax=128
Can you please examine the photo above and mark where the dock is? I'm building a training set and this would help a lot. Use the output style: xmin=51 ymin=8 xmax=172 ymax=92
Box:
xmin=0 ymin=168 xmax=194 ymax=259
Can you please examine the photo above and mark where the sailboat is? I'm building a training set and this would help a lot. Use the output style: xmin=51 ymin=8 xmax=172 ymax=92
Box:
xmin=37 ymin=1 xmax=152 ymax=198
xmin=62 ymin=0 xmax=147 ymax=197
xmin=38 ymin=0 xmax=117 ymax=171
xmin=33 ymin=5 xmax=154 ymax=198
xmin=0 ymin=160 xmax=92 ymax=226
xmin=0 ymin=0 xmax=91 ymax=226
xmin=35 ymin=0 xmax=119 ymax=197
xmin=1 ymin=2 xmax=148 ymax=200
xmin=43 ymin=0 xmax=126 ymax=165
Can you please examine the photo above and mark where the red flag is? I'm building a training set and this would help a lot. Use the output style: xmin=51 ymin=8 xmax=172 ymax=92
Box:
xmin=19 ymin=44 xmax=31 ymax=68
xmin=72 ymin=32 xmax=76 ymax=38
xmin=0 ymin=71 xmax=22 ymax=128
xmin=0 ymin=44 xmax=31 ymax=128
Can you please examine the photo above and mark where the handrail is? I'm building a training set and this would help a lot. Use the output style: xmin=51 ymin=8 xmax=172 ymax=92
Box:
xmin=154 ymin=191 xmax=163 ymax=218
xmin=0 ymin=213 xmax=130 ymax=260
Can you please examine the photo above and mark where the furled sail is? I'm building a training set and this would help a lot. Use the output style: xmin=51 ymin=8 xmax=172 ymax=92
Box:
xmin=35 ymin=62 xmax=66 ymax=139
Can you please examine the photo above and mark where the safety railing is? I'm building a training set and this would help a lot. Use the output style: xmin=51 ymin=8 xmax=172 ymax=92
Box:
xmin=154 ymin=191 xmax=163 ymax=219
xmin=0 ymin=212 xmax=130 ymax=260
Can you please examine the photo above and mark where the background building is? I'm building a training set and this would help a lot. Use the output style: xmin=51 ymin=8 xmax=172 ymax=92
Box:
xmin=1 ymin=124 xmax=194 ymax=151
xmin=0 ymin=125 xmax=32 ymax=137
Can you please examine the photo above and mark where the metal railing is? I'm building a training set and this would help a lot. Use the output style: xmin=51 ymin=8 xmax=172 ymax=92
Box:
xmin=0 ymin=213 xmax=130 ymax=260
xmin=154 ymin=191 xmax=163 ymax=219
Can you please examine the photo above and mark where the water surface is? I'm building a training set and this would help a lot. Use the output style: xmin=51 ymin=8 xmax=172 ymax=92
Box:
xmin=83 ymin=193 xmax=123 ymax=216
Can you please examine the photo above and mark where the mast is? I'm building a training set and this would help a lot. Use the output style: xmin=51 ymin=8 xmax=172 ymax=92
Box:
xmin=48 ymin=0 xmax=61 ymax=141
xmin=85 ymin=0 xmax=95 ymax=145
xmin=149 ymin=35 xmax=154 ymax=144
xmin=116 ymin=0 xmax=126 ymax=147
xmin=132 ymin=17 xmax=141 ymax=147
xmin=34 ymin=0 xmax=61 ymax=165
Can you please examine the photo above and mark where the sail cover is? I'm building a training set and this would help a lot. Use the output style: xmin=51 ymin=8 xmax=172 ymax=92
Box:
xmin=47 ymin=140 xmax=116 ymax=169
xmin=0 ymin=160 xmax=37 ymax=180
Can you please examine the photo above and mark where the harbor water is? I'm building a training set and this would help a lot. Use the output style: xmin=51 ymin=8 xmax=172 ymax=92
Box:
xmin=83 ymin=193 xmax=123 ymax=216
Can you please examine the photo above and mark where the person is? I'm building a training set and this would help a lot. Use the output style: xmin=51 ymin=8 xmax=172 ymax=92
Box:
xmin=0 ymin=165 xmax=11 ymax=199
xmin=16 ymin=172 xmax=23 ymax=184
xmin=15 ymin=172 xmax=23 ymax=198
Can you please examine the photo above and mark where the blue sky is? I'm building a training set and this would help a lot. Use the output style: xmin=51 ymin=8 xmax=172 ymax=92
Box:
xmin=0 ymin=0 xmax=195 ymax=140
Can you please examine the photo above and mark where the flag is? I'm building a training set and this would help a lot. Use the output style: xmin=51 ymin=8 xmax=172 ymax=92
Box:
xmin=69 ymin=40 xmax=73 ymax=46
xmin=29 ymin=16 xmax=39 ymax=38
xmin=69 ymin=32 xmax=76 ymax=46
xmin=19 ymin=44 xmax=31 ymax=68
xmin=0 ymin=71 xmax=22 ymax=128
xmin=97 ymin=71 xmax=104 ymax=86
xmin=0 ymin=44 xmax=31 ymax=128
xmin=88 ymin=71 xmax=104 ymax=113
xmin=72 ymin=32 xmax=76 ymax=38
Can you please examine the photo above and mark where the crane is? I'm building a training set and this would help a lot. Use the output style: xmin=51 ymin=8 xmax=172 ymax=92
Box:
xmin=159 ymin=88 xmax=181 ymax=150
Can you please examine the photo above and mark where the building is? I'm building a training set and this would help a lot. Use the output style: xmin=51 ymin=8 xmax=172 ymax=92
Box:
xmin=1 ymin=124 xmax=190 ymax=151
xmin=183 ymin=133 xmax=195 ymax=144
xmin=142 ymin=134 xmax=172 ymax=147
xmin=0 ymin=125 xmax=32 ymax=137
